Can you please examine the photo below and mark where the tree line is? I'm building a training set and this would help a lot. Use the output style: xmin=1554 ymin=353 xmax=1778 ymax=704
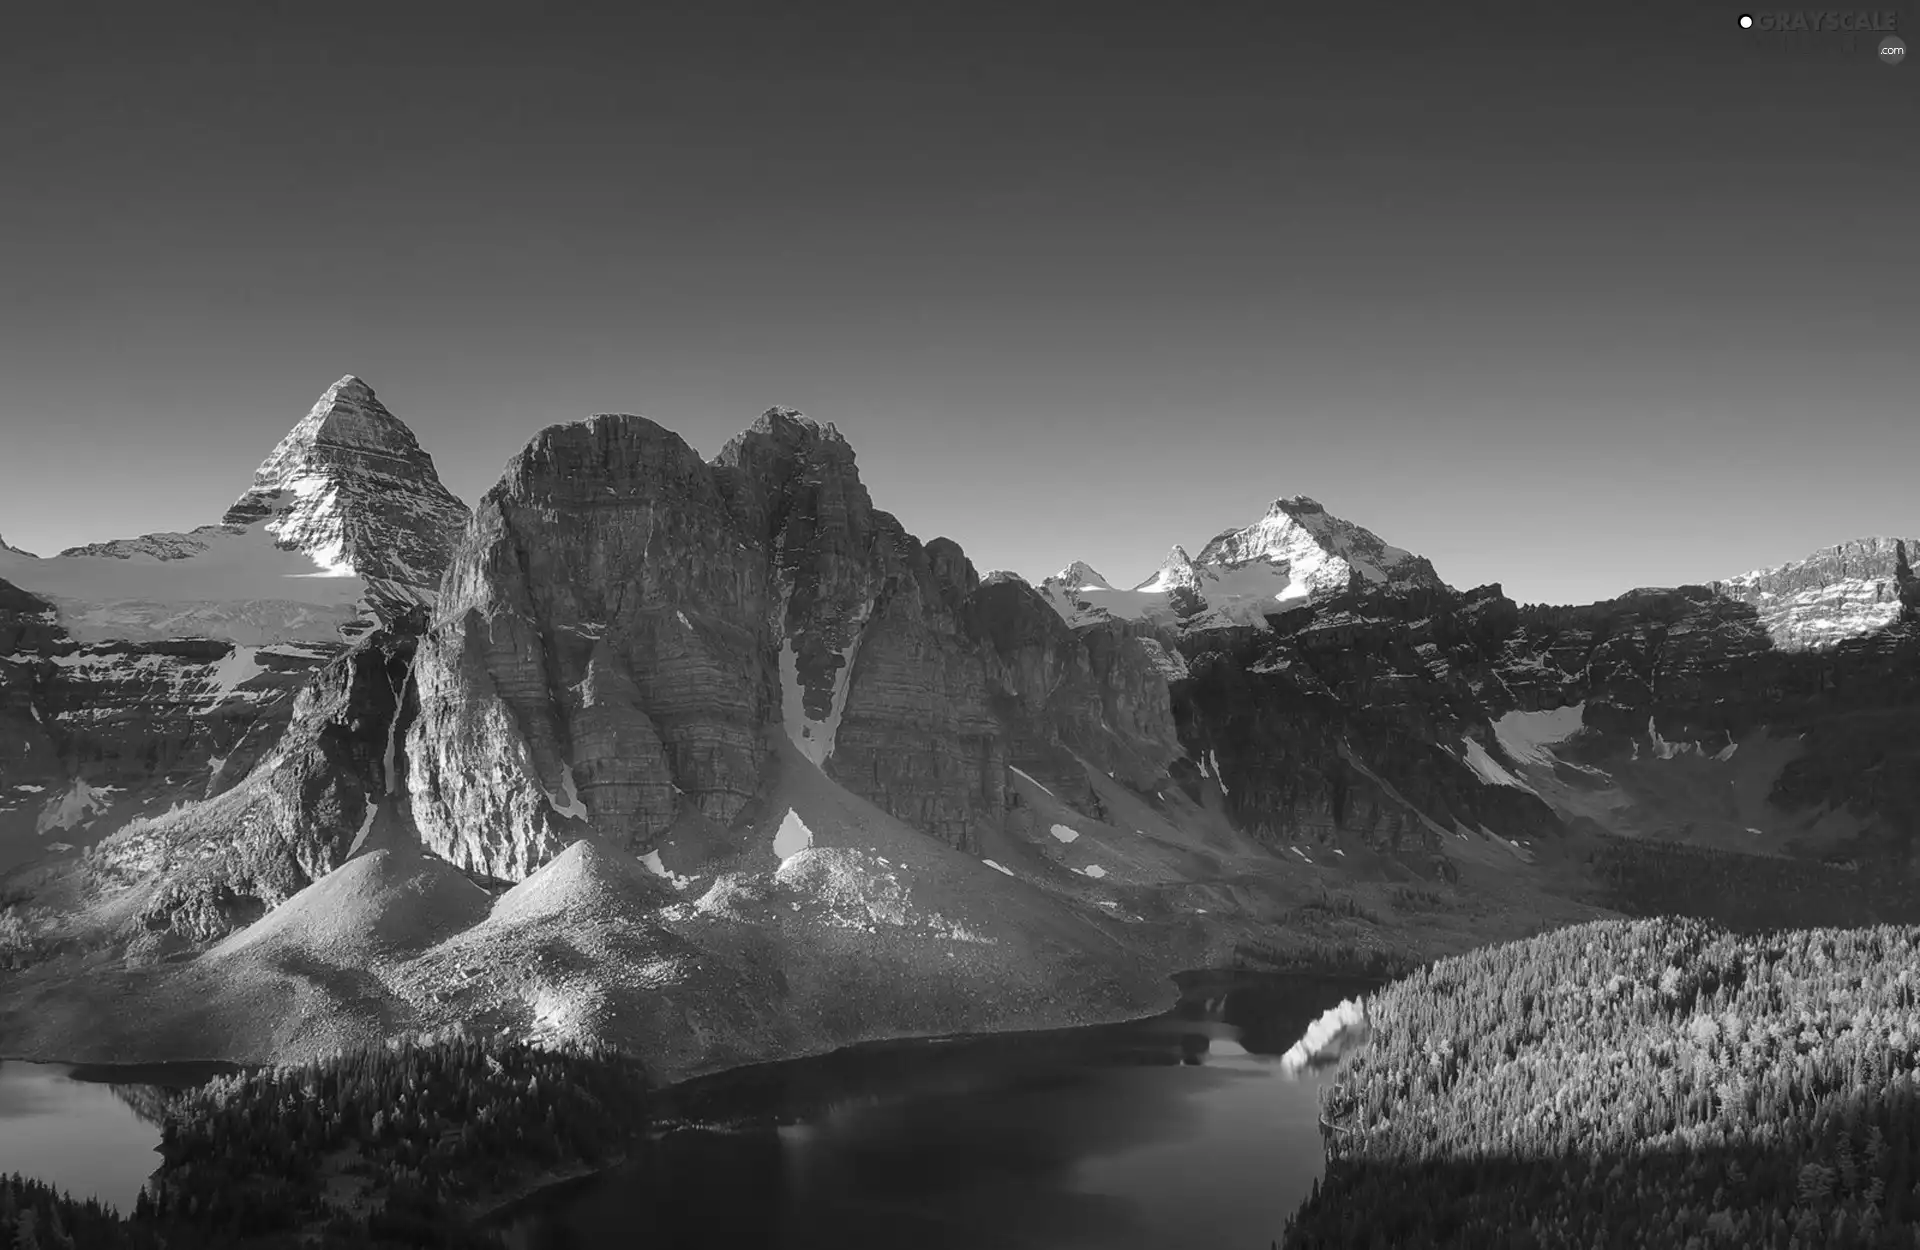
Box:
xmin=1 ymin=1028 xmax=653 ymax=1248
xmin=1285 ymin=916 xmax=1920 ymax=1248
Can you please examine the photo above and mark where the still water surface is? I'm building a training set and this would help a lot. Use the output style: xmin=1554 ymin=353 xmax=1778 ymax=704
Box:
xmin=502 ymin=971 xmax=1372 ymax=1250
xmin=0 ymin=972 xmax=1369 ymax=1246
xmin=0 ymin=1060 xmax=235 ymax=1213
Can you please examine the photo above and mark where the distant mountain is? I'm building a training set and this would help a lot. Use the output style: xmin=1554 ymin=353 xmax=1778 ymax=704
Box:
xmin=1709 ymin=535 xmax=1920 ymax=651
xmin=2 ymin=376 xmax=1916 ymax=1084
xmin=1032 ymin=496 xmax=1447 ymax=630
xmin=0 ymin=376 xmax=469 ymax=862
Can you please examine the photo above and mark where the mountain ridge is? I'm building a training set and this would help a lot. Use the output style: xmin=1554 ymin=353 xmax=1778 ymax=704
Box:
xmin=2 ymin=374 xmax=1917 ymax=1084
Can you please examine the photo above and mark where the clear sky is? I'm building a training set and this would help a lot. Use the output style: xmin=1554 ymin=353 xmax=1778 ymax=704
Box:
xmin=1 ymin=1 xmax=1913 ymax=606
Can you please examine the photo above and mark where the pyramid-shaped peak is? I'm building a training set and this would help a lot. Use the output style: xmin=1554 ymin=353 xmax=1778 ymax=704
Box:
xmin=1193 ymin=496 xmax=1445 ymax=593
xmin=1133 ymin=546 xmax=1197 ymax=593
xmin=1051 ymin=560 xmax=1112 ymax=591
xmin=266 ymin=374 xmax=429 ymax=462
xmin=222 ymin=375 xmax=470 ymax=601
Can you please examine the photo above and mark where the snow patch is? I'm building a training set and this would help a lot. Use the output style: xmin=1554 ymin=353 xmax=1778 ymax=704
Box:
xmin=0 ymin=521 xmax=370 ymax=645
xmin=202 ymin=644 xmax=266 ymax=704
xmin=1457 ymin=737 xmax=1538 ymax=795
xmin=773 ymin=808 xmax=815 ymax=860
xmin=778 ymin=633 xmax=866 ymax=770
xmin=1049 ymin=823 xmax=1080 ymax=844
xmin=347 ymin=800 xmax=377 ymax=858
xmin=1009 ymin=767 xmax=1054 ymax=797
xmin=1078 ymin=864 xmax=1108 ymax=879
xmin=982 ymin=859 xmax=1015 ymax=877
xmin=545 ymin=762 xmax=592 ymax=823
xmin=640 ymin=850 xmax=694 ymax=890
xmin=1491 ymin=703 xmax=1586 ymax=767
xmin=35 ymin=777 xmax=111 ymax=834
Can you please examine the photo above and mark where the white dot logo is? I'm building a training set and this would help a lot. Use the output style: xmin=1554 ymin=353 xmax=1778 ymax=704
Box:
xmin=1882 ymin=35 xmax=1908 ymax=65
xmin=1739 ymin=13 xmax=1754 ymax=28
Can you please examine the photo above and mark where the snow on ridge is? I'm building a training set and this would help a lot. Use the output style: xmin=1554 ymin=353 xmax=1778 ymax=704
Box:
xmin=1456 ymin=737 xmax=1538 ymax=795
xmin=1028 ymin=499 xmax=1439 ymax=633
xmin=1008 ymin=766 xmax=1055 ymax=797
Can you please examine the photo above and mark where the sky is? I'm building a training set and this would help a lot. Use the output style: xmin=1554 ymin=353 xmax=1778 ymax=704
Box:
xmin=1 ymin=0 xmax=1913 ymax=606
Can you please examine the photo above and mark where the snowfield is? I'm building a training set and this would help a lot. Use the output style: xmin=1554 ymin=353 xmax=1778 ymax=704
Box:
xmin=1492 ymin=703 xmax=1586 ymax=767
xmin=0 ymin=522 xmax=370 ymax=644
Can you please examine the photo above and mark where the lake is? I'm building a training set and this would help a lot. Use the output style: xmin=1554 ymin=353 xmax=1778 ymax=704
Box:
xmin=0 ymin=971 xmax=1370 ymax=1245
xmin=0 ymin=1059 xmax=236 ymax=1213
xmin=499 ymin=970 xmax=1374 ymax=1250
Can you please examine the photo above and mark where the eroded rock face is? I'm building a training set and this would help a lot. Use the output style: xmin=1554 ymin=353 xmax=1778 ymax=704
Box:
xmin=963 ymin=577 xmax=1180 ymax=803
xmin=223 ymin=375 xmax=472 ymax=610
xmin=1169 ymin=562 xmax=1920 ymax=865
xmin=409 ymin=409 xmax=1033 ymax=876
xmin=0 ymin=377 xmax=466 ymax=870
xmin=0 ymin=574 xmax=338 ymax=868
xmin=102 ymin=616 xmax=425 ymax=941
xmin=1709 ymin=536 xmax=1920 ymax=651
xmin=1172 ymin=585 xmax=1562 ymax=864
xmin=409 ymin=415 xmax=772 ymax=880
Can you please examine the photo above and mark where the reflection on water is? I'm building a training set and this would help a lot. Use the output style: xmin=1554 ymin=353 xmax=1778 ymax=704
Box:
xmin=502 ymin=971 xmax=1373 ymax=1250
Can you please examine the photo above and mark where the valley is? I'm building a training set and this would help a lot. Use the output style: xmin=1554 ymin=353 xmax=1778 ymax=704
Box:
xmin=1 ymin=376 xmax=1916 ymax=1245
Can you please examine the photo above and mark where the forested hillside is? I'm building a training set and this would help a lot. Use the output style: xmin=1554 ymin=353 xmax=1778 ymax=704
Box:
xmin=0 ymin=1031 xmax=652 ymax=1248
xmin=1285 ymin=917 xmax=1920 ymax=1248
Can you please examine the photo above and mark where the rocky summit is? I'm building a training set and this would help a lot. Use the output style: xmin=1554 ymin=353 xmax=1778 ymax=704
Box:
xmin=221 ymin=374 xmax=472 ymax=608
xmin=0 ymin=377 xmax=469 ymax=869
xmin=1 ymin=376 xmax=1918 ymax=1083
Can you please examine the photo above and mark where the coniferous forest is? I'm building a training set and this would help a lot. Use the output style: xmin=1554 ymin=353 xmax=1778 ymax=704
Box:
xmin=1285 ymin=917 xmax=1920 ymax=1248
xmin=0 ymin=1030 xmax=651 ymax=1249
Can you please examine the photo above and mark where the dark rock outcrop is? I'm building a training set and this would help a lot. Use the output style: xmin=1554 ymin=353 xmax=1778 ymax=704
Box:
xmin=106 ymin=614 xmax=427 ymax=941
xmin=407 ymin=409 xmax=1180 ymax=880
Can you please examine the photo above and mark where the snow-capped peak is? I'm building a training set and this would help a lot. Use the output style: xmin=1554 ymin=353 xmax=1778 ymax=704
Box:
xmin=222 ymin=375 xmax=470 ymax=603
xmin=1050 ymin=561 xmax=1113 ymax=592
xmin=1032 ymin=496 xmax=1444 ymax=632
xmin=1133 ymin=546 xmax=1197 ymax=593
xmin=1194 ymin=496 xmax=1436 ymax=588
xmin=0 ymin=534 xmax=36 ymax=559
xmin=0 ymin=376 xmax=472 ymax=645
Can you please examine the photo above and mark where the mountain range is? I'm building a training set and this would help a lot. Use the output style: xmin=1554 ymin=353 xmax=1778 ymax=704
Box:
xmin=2 ymin=376 xmax=1916 ymax=1079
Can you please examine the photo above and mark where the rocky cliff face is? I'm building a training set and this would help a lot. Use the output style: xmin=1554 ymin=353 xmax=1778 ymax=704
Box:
xmin=962 ymin=575 xmax=1180 ymax=803
xmin=1708 ymin=536 xmax=1920 ymax=651
xmin=99 ymin=615 xmax=426 ymax=943
xmin=0 ymin=377 xmax=467 ymax=870
xmin=407 ymin=408 xmax=1143 ymax=880
xmin=221 ymin=375 xmax=472 ymax=611
xmin=1166 ymin=556 xmax=1920 ymax=872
